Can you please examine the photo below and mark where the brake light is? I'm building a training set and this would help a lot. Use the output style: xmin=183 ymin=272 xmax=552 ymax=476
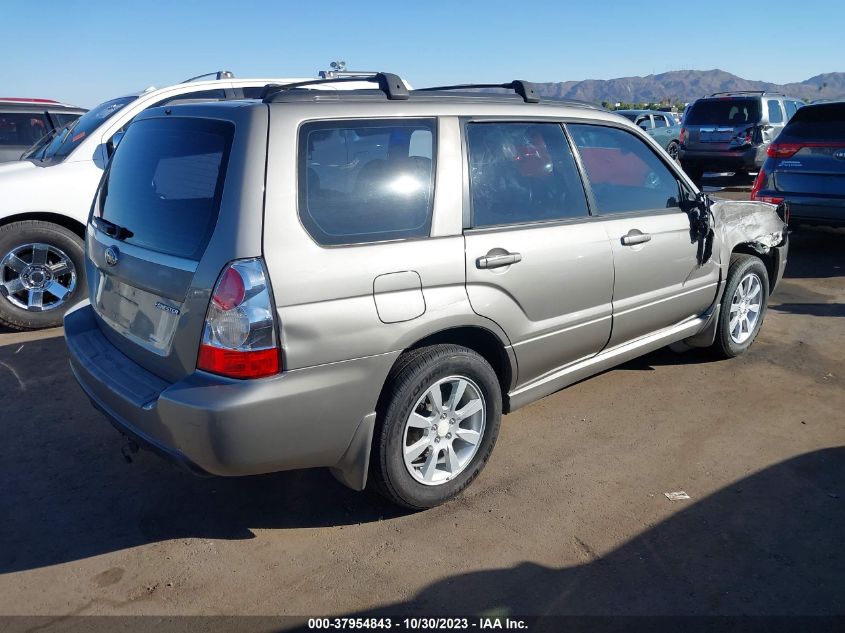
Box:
xmin=768 ymin=143 xmax=802 ymax=158
xmin=750 ymin=169 xmax=766 ymax=200
xmin=679 ymin=127 xmax=687 ymax=145
xmin=197 ymin=259 xmax=280 ymax=379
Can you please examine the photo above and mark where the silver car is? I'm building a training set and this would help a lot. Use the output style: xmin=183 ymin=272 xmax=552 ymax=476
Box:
xmin=64 ymin=75 xmax=788 ymax=509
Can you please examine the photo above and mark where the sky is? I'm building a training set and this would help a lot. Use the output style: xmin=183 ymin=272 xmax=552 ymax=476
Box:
xmin=2 ymin=0 xmax=842 ymax=108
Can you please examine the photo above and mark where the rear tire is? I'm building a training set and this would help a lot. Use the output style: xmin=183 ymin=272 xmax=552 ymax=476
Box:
xmin=682 ymin=162 xmax=704 ymax=183
xmin=371 ymin=345 xmax=502 ymax=509
xmin=0 ymin=220 xmax=86 ymax=331
xmin=712 ymin=254 xmax=769 ymax=359
xmin=666 ymin=141 xmax=680 ymax=162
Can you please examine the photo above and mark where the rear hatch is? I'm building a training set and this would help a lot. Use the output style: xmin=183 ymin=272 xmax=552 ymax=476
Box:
xmin=86 ymin=103 xmax=268 ymax=383
xmin=683 ymin=98 xmax=762 ymax=151
xmin=770 ymin=103 xmax=845 ymax=203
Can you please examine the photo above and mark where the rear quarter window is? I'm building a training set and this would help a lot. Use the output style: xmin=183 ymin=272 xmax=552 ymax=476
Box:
xmin=99 ymin=117 xmax=234 ymax=259
xmin=298 ymin=119 xmax=436 ymax=245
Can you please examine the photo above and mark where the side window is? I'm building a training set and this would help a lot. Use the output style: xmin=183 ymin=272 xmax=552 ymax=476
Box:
xmin=767 ymin=100 xmax=784 ymax=124
xmin=49 ymin=112 xmax=81 ymax=128
xmin=0 ymin=112 xmax=50 ymax=147
xmin=299 ymin=119 xmax=436 ymax=245
xmin=465 ymin=122 xmax=589 ymax=228
xmin=653 ymin=115 xmax=668 ymax=128
xmin=568 ymin=123 xmax=681 ymax=215
xmin=635 ymin=115 xmax=653 ymax=130
xmin=784 ymin=100 xmax=799 ymax=120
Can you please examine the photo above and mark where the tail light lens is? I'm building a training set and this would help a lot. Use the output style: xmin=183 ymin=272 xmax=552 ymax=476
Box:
xmin=679 ymin=127 xmax=687 ymax=145
xmin=197 ymin=258 xmax=280 ymax=379
xmin=750 ymin=169 xmax=785 ymax=206
xmin=768 ymin=143 xmax=802 ymax=158
xmin=750 ymin=169 xmax=766 ymax=200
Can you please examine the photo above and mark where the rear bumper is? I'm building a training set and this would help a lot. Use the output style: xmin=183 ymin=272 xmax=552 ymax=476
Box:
xmin=64 ymin=302 xmax=396 ymax=480
xmin=786 ymin=197 xmax=845 ymax=227
xmin=679 ymin=145 xmax=765 ymax=172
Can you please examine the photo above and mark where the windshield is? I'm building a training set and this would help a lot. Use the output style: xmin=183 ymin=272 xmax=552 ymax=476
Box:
xmin=616 ymin=112 xmax=638 ymax=122
xmin=685 ymin=99 xmax=761 ymax=126
xmin=31 ymin=96 xmax=136 ymax=162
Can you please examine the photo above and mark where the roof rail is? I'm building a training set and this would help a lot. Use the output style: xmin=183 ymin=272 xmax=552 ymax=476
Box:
xmin=262 ymin=72 xmax=409 ymax=101
xmin=708 ymin=90 xmax=783 ymax=97
xmin=415 ymin=80 xmax=540 ymax=103
xmin=181 ymin=71 xmax=235 ymax=83
xmin=318 ymin=69 xmax=380 ymax=79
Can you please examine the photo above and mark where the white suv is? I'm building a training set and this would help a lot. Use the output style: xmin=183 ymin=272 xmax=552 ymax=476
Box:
xmin=0 ymin=70 xmax=377 ymax=330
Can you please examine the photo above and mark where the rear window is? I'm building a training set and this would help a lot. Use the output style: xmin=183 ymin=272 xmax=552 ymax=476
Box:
xmin=685 ymin=99 xmax=761 ymax=125
xmin=98 ymin=117 xmax=234 ymax=259
xmin=299 ymin=118 xmax=436 ymax=245
xmin=782 ymin=103 xmax=845 ymax=141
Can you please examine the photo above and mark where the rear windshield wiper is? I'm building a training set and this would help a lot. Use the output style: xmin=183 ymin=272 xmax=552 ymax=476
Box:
xmin=94 ymin=217 xmax=134 ymax=241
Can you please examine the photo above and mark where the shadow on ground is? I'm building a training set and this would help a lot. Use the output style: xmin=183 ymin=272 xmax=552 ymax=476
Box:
xmin=351 ymin=448 xmax=843 ymax=616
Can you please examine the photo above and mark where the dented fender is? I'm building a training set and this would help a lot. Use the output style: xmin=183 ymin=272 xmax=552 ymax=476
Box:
xmin=711 ymin=198 xmax=788 ymax=258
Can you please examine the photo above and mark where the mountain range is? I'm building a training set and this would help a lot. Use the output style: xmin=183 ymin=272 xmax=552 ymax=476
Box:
xmin=531 ymin=69 xmax=845 ymax=105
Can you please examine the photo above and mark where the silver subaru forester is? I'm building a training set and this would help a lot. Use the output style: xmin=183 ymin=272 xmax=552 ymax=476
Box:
xmin=64 ymin=75 xmax=788 ymax=509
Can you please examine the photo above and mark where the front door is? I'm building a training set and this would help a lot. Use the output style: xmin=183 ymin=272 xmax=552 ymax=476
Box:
xmin=568 ymin=122 xmax=720 ymax=347
xmin=462 ymin=121 xmax=615 ymax=386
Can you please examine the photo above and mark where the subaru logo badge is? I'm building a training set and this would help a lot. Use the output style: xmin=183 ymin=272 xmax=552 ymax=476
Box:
xmin=104 ymin=246 xmax=119 ymax=267
xmin=834 ymin=149 xmax=845 ymax=161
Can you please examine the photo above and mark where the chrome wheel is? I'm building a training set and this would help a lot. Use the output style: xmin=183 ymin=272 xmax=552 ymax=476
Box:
xmin=403 ymin=375 xmax=486 ymax=486
xmin=729 ymin=272 xmax=762 ymax=344
xmin=0 ymin=242 xmax=76 ymax=312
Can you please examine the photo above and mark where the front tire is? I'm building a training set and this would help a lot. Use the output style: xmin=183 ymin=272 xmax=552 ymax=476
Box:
xmin=712 ymin=254 xmax=769 ymax=358
xmin=0 ymin=220 xmax=86 ymax=330
xmin=371 ymin=345 xmax=502 ymax=509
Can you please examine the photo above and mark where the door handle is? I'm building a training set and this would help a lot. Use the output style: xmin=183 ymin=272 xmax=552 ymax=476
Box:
xmin=621 ymin=231 xmax=652 ymax=246
xmin=476 ymin=252 xmax=522 ymax=269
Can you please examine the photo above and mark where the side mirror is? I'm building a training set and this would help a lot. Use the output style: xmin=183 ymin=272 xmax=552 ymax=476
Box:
xmin=107 ymin=131 xmax=125 ymax=156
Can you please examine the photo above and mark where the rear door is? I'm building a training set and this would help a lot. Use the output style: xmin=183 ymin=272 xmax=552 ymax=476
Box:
xmin=462 ymin=121 xmax=614 ymax=385
xmin=87 ymin=107 xmax=268 ymax=382
xmin=568 ymin=122 xmax=720 ymax=347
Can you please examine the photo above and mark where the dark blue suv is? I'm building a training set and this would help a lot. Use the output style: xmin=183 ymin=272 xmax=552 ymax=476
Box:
xmin=752 ymin=101 xmax=845 ymax=227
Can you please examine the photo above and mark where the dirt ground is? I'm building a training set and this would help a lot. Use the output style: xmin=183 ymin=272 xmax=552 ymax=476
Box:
xmin=0 ymin=186 xmax=842 ymax=622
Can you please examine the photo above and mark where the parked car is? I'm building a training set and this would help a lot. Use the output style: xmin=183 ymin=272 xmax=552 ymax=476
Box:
xmin=0 ymin=70 xmax=385 ymax=331
xmin=679 ymin=91 xmax=805 ymax=182
xmin=615 ymin=109 xmax=681 ymax=160
xmin=752 ymin=101 xmax=845 ymax=227
xmin=0 ymin=98 xmax=85 ymax=163
xmin=64 ymin=76 xmax=788 ymax=509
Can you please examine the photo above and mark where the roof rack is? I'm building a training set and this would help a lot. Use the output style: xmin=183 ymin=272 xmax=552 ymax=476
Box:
xmin=415 ymin=80 xmax=540 ymax=103
xmin=318 ymin=69 xmax=381 ymax=79
xmin=262 ymin=72 xmax=409 ymax=102
xmin=708 ymin=90 xmax=783 ymax=97
xmin=181 ymin=71 xmax=235 ymax=83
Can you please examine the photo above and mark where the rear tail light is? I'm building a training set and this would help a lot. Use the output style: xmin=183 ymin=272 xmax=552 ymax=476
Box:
xmin=679 ymin=127 xmax=687 ymax=145
xmin=767 ymin=142 xmax=802 ymax=158
xmin=751 ymin=169 xmax=766 ymax=200
xmin=197 ymin=258 xmax=280 ymax=379
xmin=750 ymin=169 xmax=785 ymax=206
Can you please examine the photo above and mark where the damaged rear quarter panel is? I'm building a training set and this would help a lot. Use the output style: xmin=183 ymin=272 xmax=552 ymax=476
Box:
xmin=711 ymin=198 xmax=787 ymax=258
